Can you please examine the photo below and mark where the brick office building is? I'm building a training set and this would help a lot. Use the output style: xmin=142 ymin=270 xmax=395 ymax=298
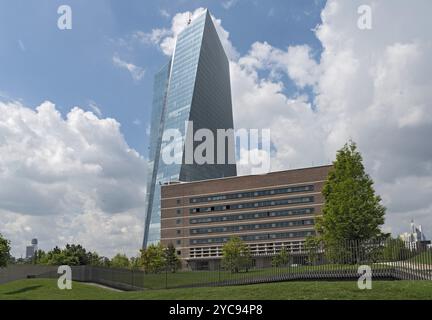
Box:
xmin=160 ymin=165 xmax=332 ymax=270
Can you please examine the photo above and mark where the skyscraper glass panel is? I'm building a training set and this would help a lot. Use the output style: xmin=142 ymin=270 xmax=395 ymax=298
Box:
xmin=143 ymin=10 xmax=237 ymax=247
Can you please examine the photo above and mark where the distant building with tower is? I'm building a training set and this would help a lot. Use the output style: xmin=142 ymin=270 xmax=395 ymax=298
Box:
xmin=25 ymin=238 xmax=38 ymax=260
xmin=399 ymin=220 xmax=430 ymax=250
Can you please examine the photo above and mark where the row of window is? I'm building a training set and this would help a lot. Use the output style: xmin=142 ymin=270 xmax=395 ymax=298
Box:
xmin=189 ymin=185 xmax=314 ymax=204
xmin=190 ymin=219 xmax=314 ymax=235
xmin=190 ymin=196 xmax=315 ymax=214
xmin=189 ymin=207 xmax=315 ymax=224
xmin=189 ymin=241 xmax=306 ymax=258
xmin=190 ymin=230 xmax=316 ymax=245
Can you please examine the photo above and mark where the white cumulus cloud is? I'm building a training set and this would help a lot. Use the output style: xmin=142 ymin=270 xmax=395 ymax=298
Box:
xmin=0 ymin=100 xmax=147 ymax=258
xmin=139 ymin=7 xmax=239 ymax=60
xmin=231 ymin=0 xmax=432 ymax=237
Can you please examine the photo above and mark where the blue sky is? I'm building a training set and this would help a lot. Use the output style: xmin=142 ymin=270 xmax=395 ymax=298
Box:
xmin=0 ymin=0 xmax=325 ymax=157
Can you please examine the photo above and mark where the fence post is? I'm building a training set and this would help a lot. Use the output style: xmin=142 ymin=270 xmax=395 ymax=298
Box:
xmin=165 ymin=264 xmax=168 ymax=289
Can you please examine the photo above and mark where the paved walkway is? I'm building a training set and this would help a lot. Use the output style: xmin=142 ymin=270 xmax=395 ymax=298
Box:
xmin=84 ymin=282 xmax=124 ymax=292
xmin=379 ymin=261 xmax=432 ymax=271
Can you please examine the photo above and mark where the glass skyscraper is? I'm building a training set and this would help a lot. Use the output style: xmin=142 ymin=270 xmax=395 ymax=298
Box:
xmin=142 ymin=9 xmax=237 ymax=248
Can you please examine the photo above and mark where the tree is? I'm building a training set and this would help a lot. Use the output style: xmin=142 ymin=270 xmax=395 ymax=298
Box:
xmin=100 ymin=257 xmax=111 ymax=268
xmin=272 ymin=247 xmax=291 ymax=267
xmin=129 ymin=256 xmax=142 ymax=270
xmin=222 ymin=237 xmax=252 ymax=273
xmin=88 ymin=251 xmax=104 ymax=266
xmin=63 ymin=244 xmax=91 ymax=265
xmin=304 ymin=236 xmax=321 ymax=265
xmin=140 ymin=243 xmax=166 ymax=273
xmin=35 ymin=249 xmax=47 ymax=264
xmin=316 ymin=142 xmax=386 ymax=263
xmin=0 ymin=233 xmax=11 ymax=268
xmin=111 ymin=253 xmax=130 ymax=269
xmin=165 ymin=243 xmax=181 ymax=273
xmin=317 ymin=141 xmax=386 ymax=242
xmin=34 ymin=244 xmax=104 ymax=266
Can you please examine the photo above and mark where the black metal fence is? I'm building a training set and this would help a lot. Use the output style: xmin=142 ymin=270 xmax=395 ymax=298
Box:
xmin=35 ymin=266 xmax=147 ymax=291
xmin=30 ymin=239 xmax=432 ymax=290
xmin=0 ymin=265 xmax=57 ymax=285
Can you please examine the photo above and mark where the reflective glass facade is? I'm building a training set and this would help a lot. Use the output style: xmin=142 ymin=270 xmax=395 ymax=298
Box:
xmin=143 ymin=10 xmax=237 ymax=247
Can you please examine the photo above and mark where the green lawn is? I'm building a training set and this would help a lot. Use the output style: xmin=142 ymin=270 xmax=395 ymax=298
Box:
xmin=409 ymin=251 xmax=432 ymax=264
xmin=101 ymin=264 xmax=394 ymax=289
xmin=1 ymin=278 xmax=431 ymax=300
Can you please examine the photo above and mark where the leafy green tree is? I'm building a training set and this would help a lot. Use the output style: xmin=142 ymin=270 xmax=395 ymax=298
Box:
xmin=140 ymin=243 xmax=166 ymax=273
xmin=272 ymin=247 xmax=291 ymax=267
xmin=34 ymin=244 xmax=104 ymax=266
xmin=222 ymin=237 xmax=252 ymax=273
xmin=87 ymin=252 xmax=104 ymax=266
xmin=44 ymin=246 xmax=62 ymax=265
xmin=53 ymin=251 xmax=79 ymax=265
xmin=316 ymin=141 xmax=386 ymax=263
xmin=34 ymin=249 xmax=47 ymax=264
xmin=304 ymin=236 xmax=321 ymax=265
xmin=100 ymin=257 xmax=111 ymax=267
xmin=111 ymin=253 xmax=130 ymax=269
xmin=165 ymin=243 xmax=181 ymax=273
xmin=0 ymin=233 xmax=11 ymax=268
xmin=129 ymin=256 xmax=142 ymax=270
xmin=63 ymin=244 xmax=90 ymax=265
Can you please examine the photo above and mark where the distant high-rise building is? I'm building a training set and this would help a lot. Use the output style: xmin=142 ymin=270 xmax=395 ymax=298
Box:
xmin=143 ymin=9 xmax=237 ymax=248
xmin=25 ymin=246 xmax=35 ymax=259
xmin=399 ymin=220 xmax=430 ymax=250
xmin=25 ymin=238 xmax=38 ymax=259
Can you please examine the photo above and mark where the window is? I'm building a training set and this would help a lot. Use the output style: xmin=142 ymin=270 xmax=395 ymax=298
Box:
xmin=176 ymin=219 xmax=181 ymax=224
xmin=176 ymin=240 xmax=181 ymax=245
xmin=191 ymin=197 xmax=314 ymax=214
xmin=189 ymin=219 xmax=315 ymax=235
xmin=176 ymin=230 xmax=181 ymax=235
xmin=176 ymin=199 xmax=181 ymax=204
xmin=177 ymin=250 xmax=181 ymax=255
xmin=189 ymin=208 xmax=315 ymax=224
xmin=189 ymin=185 xmax=315 ymax=204
xmin=176 ymin=209 xmax=182 ymax=215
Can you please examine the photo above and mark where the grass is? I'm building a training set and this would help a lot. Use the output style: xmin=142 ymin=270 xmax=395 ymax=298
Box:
xmin=1 ymin=278 xmax=431 ymax=300
xmin=409 ymin=251 xmax=432 ymax=265
xmin=106 ymin=264 xmax=393 ymax=289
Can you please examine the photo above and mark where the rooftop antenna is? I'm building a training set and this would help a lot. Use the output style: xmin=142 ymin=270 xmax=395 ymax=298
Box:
xmin=187 ymin=12 xmax=192 ymax=25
